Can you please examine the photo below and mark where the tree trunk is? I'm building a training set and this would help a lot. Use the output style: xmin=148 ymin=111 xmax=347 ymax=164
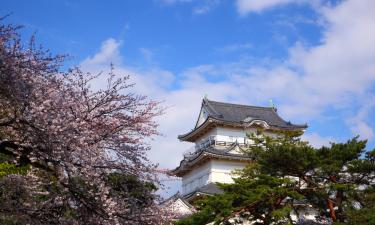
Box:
xmin=327 ymin=198 xmax=336 ymax=222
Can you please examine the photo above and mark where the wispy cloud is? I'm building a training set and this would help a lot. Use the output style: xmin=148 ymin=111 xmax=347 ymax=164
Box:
xmin=215 ymin=43 xmax=252 ymax=53
xmin=193 ymin=5 xmax=211 ymax=14
xmin=81 ymin=38 xmax=122 ymax=69
xmin=155 ymin=0 xmax=194 ymax=5
xmin=302 ymin=133 xmax=335 ymax=148
xmin=81 ymin=0 xmax=375 ymax=187
xmin=236 ymin=0 xmax=308 ymax=15
xmin=139 ymin=47 xmax=154 ymax=62
xmin=193 ymin=0 xmax=220 ymax=15
xmin=156 ymin=0 xmax=220 ymax=15
xmin=347 ymin=97 xmax=375 ymax=140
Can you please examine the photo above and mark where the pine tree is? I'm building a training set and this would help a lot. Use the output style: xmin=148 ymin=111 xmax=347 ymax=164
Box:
xmin=175 ymin=132 xmax=375 ymax=225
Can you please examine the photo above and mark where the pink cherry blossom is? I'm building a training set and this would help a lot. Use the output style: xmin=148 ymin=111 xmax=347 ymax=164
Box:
xmin=0 ymin=21 xmax=175 ymax=224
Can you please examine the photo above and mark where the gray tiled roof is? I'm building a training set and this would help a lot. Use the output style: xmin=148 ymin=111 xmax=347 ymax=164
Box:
xmin=170 ymin=143 xmax=252 ymax=176
xmin=184 ymin=144 xmax=250 ymax=162
xmin=203 ymin=99 xmax=306 ymax=129
xmin=160 ymin=192 xmax=194 ymax=208
xmin=178 ymin=99 xmax=307 ymax=142
xmin=196 ymin=182 xmax=223 ymax=195
xmin=183 ymin=183 xmax=223 ymax=199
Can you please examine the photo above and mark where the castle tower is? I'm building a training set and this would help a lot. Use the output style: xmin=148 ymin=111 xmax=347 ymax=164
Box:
xmin=164 ymin=98 xmax=307 ymax=217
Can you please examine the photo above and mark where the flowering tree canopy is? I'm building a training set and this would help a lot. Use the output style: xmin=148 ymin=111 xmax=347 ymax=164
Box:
xmin=0 ymin=21 xmax=170 ymax=224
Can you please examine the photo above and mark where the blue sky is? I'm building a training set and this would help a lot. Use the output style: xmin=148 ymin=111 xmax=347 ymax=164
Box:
xmin=2 ymin=0 xmax=375 ymax=197
xmin=4 ymin=0 xmax=321 ymax=69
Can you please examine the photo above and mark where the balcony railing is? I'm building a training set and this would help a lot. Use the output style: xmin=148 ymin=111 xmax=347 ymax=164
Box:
xmin=182 ymin=135 xmax=254 ymax=158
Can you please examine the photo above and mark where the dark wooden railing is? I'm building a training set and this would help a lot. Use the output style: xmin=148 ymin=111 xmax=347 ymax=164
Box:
xmin=183 ymin=136 xmax=253 ymax=157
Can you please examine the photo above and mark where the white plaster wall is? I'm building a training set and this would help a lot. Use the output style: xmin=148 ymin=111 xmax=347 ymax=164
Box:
xmin=244 ymin=127 xmax=284 ymax=143
xmin=244 ymin=127 xmax=257 ymax=136
xmin=196 ymin=126 xmax=283 ymax=147
xmin=214 ymin=127 xmax=248 ymax=144
xmin=182 ymin=160 xmax=248 ymax=195
xmin=196 ymin=127 xmax=217 ymax=144
xmin=216 ymin=127 xmax=285 ymax=144
xmin=197 ymin=127 xmax=249 ymax=145
xmin=209 ymin=160 xmax=248 ymax=184
xmin=214 ymin=127 xmax=283 ymax=140
xmin=183 ymin=126 xmax=284 ymax=195
xmin=182 ymin=162 xmax=211 ymax=195
xmin=216 ymin=127 xmax=246 ymax=138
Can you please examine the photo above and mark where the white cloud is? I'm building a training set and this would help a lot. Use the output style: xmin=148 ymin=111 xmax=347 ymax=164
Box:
xmin=229 ymin=0 xmax=375 ymax=122
xmin=350 ymin=121 xmax=374 ymax=140
xmin=215 ymin=43 xmax=252 ymax=53
xmin=193 ymin=5 xmax=211 ymax=14
xmin=156 ymin=0 xmax=220 ymax=15
xmin=156 ymin=0 xmax=193 ymax=5
xmin=81 ymin=38 xmax=122 ymax=68
xmin=236 ymin=0 xmax=302 ymax=15
xmin=139 ymin=47 xmax=153 ymax=62
xmin=347 ymin=97 xmax=375 ymax=140
xmin=158 ymin=0 xmax=176 ymax=4
xmin=193 ymin=0 xmax=220 ymax=15
xmin=302 ymin=133 xmax=335 ymax=148
xmin=81 ymin=0 xmax=375 ymax=197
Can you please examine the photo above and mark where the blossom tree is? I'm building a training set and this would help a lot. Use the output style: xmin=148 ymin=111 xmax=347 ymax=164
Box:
xmin=0 ymin=20 xmax=171 ymax=224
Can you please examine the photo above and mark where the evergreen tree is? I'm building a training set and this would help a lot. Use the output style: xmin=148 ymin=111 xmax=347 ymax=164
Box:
xmin=176 ymin=132 xmax=375 ymax=225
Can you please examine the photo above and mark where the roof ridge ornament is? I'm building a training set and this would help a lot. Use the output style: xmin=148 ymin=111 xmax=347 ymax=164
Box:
xmin=269 ymin=99 xmax=277 ymax=112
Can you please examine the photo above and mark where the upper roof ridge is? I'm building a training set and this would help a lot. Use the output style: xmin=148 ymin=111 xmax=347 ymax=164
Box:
xmin=179 ymin=98 xmax=307 ymax=142
xmin=203 ymin=98 xmax=222 ymax=116
xmin=205 ymin=99 xmax=275 ymax=110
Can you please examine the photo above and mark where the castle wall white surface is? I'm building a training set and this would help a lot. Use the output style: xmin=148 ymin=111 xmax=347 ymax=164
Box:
xmin=183 ymin=126 xmax=284 ymax=195
xmin=197 ymin=127 xmax=250 ymax=144
xmin=182 ymin=162 xmax=211 ymax=195
xmin=196 ymin=127 xmax=217 ymax=144
xmin=181 ymin=159 xmax=248 ymax=195
xmin=209 ymin=160 xmax=247 ymax=184
xmin=196 ymin=127 xmax=281 ymax=145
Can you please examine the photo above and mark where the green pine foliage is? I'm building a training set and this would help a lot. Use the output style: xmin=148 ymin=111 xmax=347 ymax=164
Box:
xmin=0 ymin=163 xmax=29 ymax=178
xmin=175 ymin=132 xmax=375 ymax=225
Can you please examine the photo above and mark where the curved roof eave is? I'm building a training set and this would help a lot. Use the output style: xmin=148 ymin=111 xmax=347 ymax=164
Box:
xmin=178 ymin=116 xmax=307 ymax=142
xmin=178 ymin=116 xmax=214 ymax=142
xmin=170 ymin=149 xmax=252 ymax=176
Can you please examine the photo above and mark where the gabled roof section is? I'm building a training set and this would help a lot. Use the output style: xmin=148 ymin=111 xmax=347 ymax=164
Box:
xmin=179 ymin=98 xmax=307 ymax=142
xmin=183 ymin=183 xmax=224 ymax=202
xmin=160 ymin=192 xmax=195 ymax=219
xmin=160 ymin=192 xmax=194 ymax=209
